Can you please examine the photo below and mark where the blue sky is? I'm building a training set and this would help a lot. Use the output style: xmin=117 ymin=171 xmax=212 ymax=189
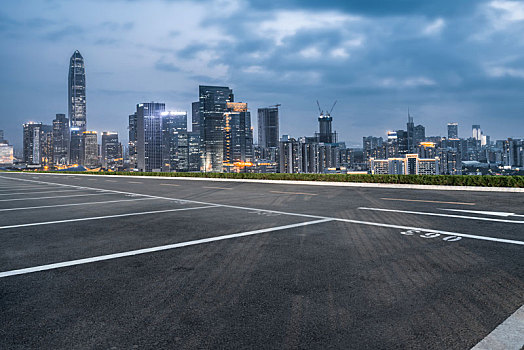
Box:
xmin=1 ymin=0 xmax=523 ymax=149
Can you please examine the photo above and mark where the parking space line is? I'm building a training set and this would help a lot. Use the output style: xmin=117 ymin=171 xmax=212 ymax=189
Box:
xmin=128 ymin=181 xmax=143 ymax=184
xmin=0 ymin=186 xmax=64 ymax=191
xmin=471 ymin=304 xmax=524 ymax=350
xmin=0 ymin=198 xmax=157 ymax=212
xmin=381 ymin=197 xmax=475 ymax=205
xmin=160 ymin=183 xmax=180 ymax=187
xmin=270 ymin=190 xmax=318 ymax=196
xmin=0 ymin=189 xmax=84 ymax=197
xmin=358 ymin=207 xmax=524 ymax=224
xmin=203 ymin=186 xmax=232 ymax=190
xmin=2 ymin=175 xmax=523 ymax=246
xmin=0 ymin=193 xmax=118 ymax=202
xmin=0 ymin=218 xmax=332 ymax=278
xmin=0 ymin=205 xmax=217 ymax=231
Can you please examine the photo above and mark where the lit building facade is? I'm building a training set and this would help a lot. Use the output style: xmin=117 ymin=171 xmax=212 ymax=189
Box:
xmin=53 ymin=114 xmax=69 ymax=165
xmin=258 ymin=106 xmax=279 ymax=149
xmin=198 ymin=85 xmax=234 ymax=172
xmin=101 ymin=132 xmax=121 ymax=169
xmin=83 ymin=131 xmax=99 ymax=167
xmin=68 ymin=50 xmax=87 ymax=165
xmin=224 ymin=102 xmax=253 ymax=168
xmin=23 ymin=122 xmax=42 ymax=165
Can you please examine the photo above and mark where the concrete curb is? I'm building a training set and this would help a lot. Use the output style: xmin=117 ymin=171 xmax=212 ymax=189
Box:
xmin=13 ymin=172 xmax=524 ymax=193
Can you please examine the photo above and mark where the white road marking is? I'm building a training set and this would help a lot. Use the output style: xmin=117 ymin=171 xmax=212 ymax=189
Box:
xmin=203 ymin=186 xmax=232 ymax=190
xmin=381 ymin=197 xmax=475 ymax=206
xmin=2 ymin=174 xmax=524 ymax=246
xmin=0 ymin=186 xmax=63 ymax=191
xmin=442 ymin=208 xmax=524 ymax=218
xmin=128 ymin=181 xmax=143 ymax=184
xmin=159 ymin=183 xmax=180 ymax=187
xmin=270 ymin=190 xmax=318 ymax=196
xmin=0 ymin=218 xmax=333 ymax=278
xmin=0 ymin=193 xmax=118 ymax=202
xmin=0 ymin=198 xmax=157 ymax=212
xmin=358 ymin=207 xmax=524 ymax=224
xmin=0 ymin=205 xmax=216 ymax=231
xmin=0 ymin=189 xmax=83 ymax=197
xmin=106 ymin=180 xmax=117 ymax=182
xmin=471 ymin=304 xmax=524 ymax=350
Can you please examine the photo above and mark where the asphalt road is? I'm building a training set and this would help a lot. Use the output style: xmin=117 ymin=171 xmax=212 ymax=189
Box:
xmin=0 ymin=172 xmax=522 ymax=349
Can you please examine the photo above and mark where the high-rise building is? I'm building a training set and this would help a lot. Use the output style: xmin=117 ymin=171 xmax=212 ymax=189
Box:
xmin=68 ymin=50 xmax=87 ymax=165
xmin=472 ymin=125 xmax=482 ymax=141
xmin=447 ymin=122 xmax=459 ymax=139
xmin=407 ymin=112 xmax=415 ymax=152
xmin=258 ymin=106 xmax=279 ymax=148
xmin=134 ymin=102 xmax=166 ymax=172
xmin=23 ymin=122 xmax=43 ymax=165
xmin=53 ymin=114 xmax=69 ymax=165
xmin=101 ymin=132 xmax=121 ymax=169
xmin=198 ymin=85 xmax=234 ymax=172
xmin=191 ymin=101 xmax=200 ymax=134
xmin=316 ymin=112 xmax=337 ymax=143
xmin=224 ymin=102 xmax=253 ymax=168
xmin=41 ymin=124 xmax=54 ymax=166
xmin=0 ymin=143 xmax=13 ymax=166
xmin=128 ymin=112 xmax=138 ymax=169
xmin=162 ymin=111 xmax=188 ymax=172
xmin=83 ymin=131 xmax=98 ymax=167
xmin=413 ymin=125 xmax=425 ymax=147
xmin=0 ymin=130 xmax=4 ymax=143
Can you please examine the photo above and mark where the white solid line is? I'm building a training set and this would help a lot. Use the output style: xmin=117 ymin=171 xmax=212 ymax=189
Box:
xmin=3 ymin=174 xmax=524 ymax=246
xmin=381 ymin=197 xmax=475 ymax=205
xmin=203 ymin=186 xmax=232 ymax=190
xmin=471 ymin=304 xmax=524 ymax=350
xmin=0 ymin=189 xmax=84 ymax=197
xmin=0 ymin=193 xmax=118 ymax=202
xmin=0 ymin=218 xmax=332 ymax=278
xmin=159 ymin=183 xmax=180 ymax=187
xmin=128 ymin=181 xmax=143 ymax=184
xmin=441 ymin=208 xmax=520 ymax=217
xmin=0 ymin=198 xmax=157 ymax=212
xmin=0 ymin=186 xmax=63 ymax=191
xmin=0 ymin=205 xmax=216 ymax=231
xmin=358 ymin=207 xmax=524 ymax=224
xmin=270 ymin=190 xmax=318 ymax=196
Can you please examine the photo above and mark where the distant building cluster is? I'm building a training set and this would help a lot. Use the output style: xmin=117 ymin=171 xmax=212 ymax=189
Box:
xmin=3 ymin=50 xmax=523 ymax=176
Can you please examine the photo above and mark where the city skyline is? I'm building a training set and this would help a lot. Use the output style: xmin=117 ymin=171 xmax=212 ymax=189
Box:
xmin=1 ymin=0 xmax=524 ymax=149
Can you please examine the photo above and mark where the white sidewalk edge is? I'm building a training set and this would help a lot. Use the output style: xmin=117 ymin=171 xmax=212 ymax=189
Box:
xmin=7 ymin=172 xmax=524 ymax=193
xmin=471 ymin=304 xmax=524 ymax=350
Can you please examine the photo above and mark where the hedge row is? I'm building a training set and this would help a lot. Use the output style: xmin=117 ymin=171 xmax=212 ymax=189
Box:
xmin=26 ymin=171 xmax=524 ymax=187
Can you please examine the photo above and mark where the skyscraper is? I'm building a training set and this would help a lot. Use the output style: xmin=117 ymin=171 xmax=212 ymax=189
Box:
xmin=162 ymin=111 xmax=188 ymax=172
xmin=407 ymin=112 xmax=415 ymax=152
xmin=198 ymin=85 xmax=234 ymax=172
xmin=134 ymin=102 xmax=166 ymax=172
xmin=224 ymin=102 xmax=253 ymax=166
xmin=472 ymin=125 xmax=482 ymax=141
xmin=128 ymin=112 xmax=138 ymax=169
xmin=83 ymin=131 xmax=99 ymax=167
xmin=68 ymin=50 xmax=87 ymax=165
xmin=258 ymin=106 xmax=279 ymax=149
xmin=41 ymin=124 xmax=54 ymax=166
xmin=53 ymin=114 xmax=69 ymax=165
xmin=317 ymin=113 xmax=337 ymax=143
xmin=447 ymin=123 xmax=459 ymax=139
xmin=22 ymin=122 xmax=42 ymax=165
xmin=101 ymin=132 xmax=121 ymax=169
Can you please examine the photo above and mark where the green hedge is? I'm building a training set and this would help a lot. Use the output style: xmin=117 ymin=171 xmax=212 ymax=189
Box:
xmin=23 ymin=171 xmax=524 ymax=187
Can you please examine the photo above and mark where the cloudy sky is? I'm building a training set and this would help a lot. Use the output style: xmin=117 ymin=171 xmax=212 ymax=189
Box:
xmin=1 ymin=0 xmax=523 ymax=149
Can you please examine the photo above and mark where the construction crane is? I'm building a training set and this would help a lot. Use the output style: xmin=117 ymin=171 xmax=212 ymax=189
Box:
xmin=328 ymin=100 xmax=337 ymax=116
xmin=316 ymin=100 xmax=324 ymax=116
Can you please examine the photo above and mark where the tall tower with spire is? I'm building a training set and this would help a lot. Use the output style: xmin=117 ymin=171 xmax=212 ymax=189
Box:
xmin=68 ymin=50 xmax=86 ymax=165
xmin=406 ymin=108 xmax=415 ymax=152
